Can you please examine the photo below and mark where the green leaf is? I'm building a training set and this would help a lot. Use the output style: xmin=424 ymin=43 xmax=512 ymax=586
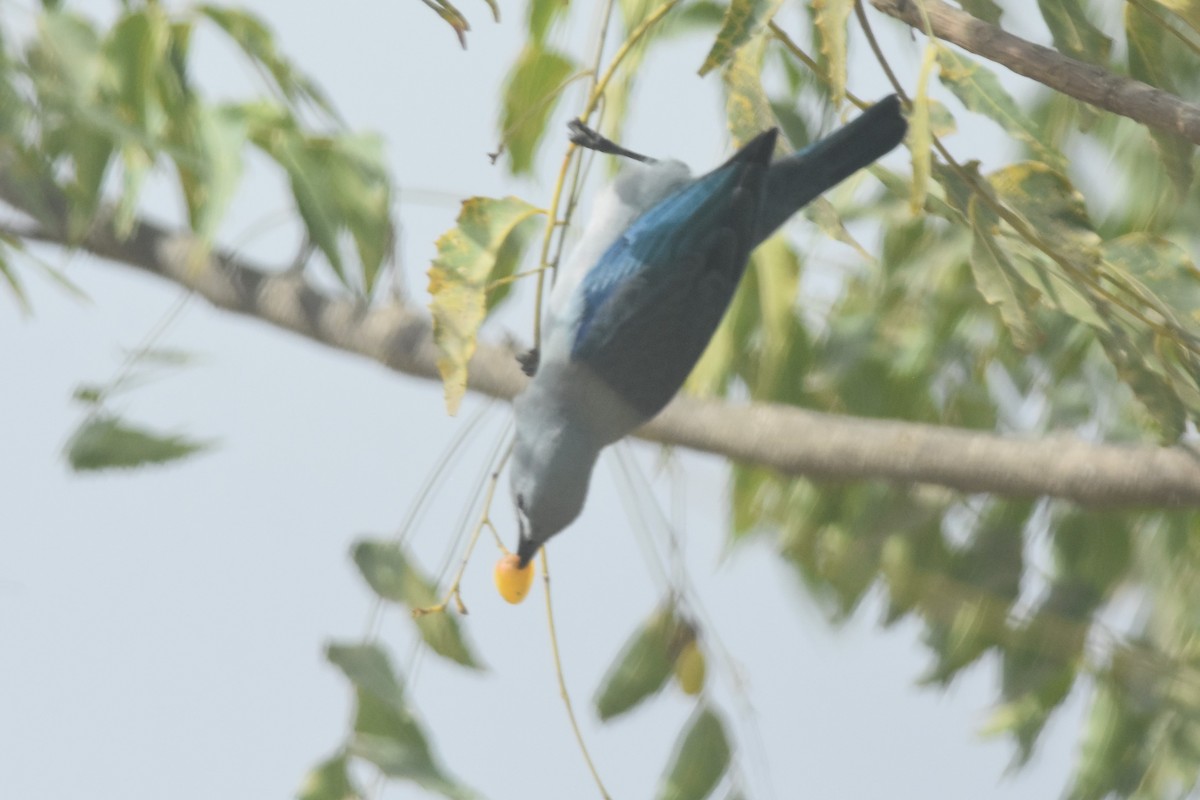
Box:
xmin=248 ymin=123 xmax=393 ymax=292
xmin=30 ymin=11 xmax=104 ymax=106
xmin=1066 ymin=658 xmax=1158 ymax=800
xmin=327 ymin=642 xmax=407 ymax=709
xmin=1103 ymin=233 xmax=1200 ymax=327
xmin=909 ymin=44 xmax=938 ymax=213
xmin=1156 ymin=0 xmax=1200 ymax=32
xmin=965 ymin=194 xmax=1039 ymax=350
xmin=352 ymin=689 xmax=477 ymax=800
xmin=498 ymin=45 xmax=575 ymax=175
xmin=1097 ymin=322 xmax=1187 ymax=441
xmin=325 ymin=133 xmax=394 ymax=292
xmin=935 ymin=47 xmax=1063 ymax=169
xmin=199 ymin=5 xmax=340 ymax=120
xmin=698 ymin=0 xmax=785 ymax=76
xmin=65 ymin=415 xmax=212 ymax=472
xmin=351 ymin=540 xmax=483 ymax=670
xmin=1037 ymin=0 xmax=1112 ymax=65
xmin=527 ymin=0 xmax=567 ymax=44
xmin=721 ymin=32 xmax=786 ymax=150
xmin=813 ymin=0 xmax=853 ymax=106
xmin=174 ymin=103 xmax=248 ymax=244
xmin=594 ymin=606 xmax=686 ymax=720
xmin=104 ymin=7 xmax=170 ymax=142
xmin=1125 ymin=4 xmax=1195 ymax=195
xmin=327 ymin=643 xmax=477 ymax=800
xmin=989 ymin=162 xmax=1101 ymax=267
xmin=959 ymin=0 xmax=1003 ymax=23
xmin=803 ymin=197 xmax=873 ymax=263
xmin=484 ymin=213 xmax=538 ymax=312
xmin=297 ymin=754 xmax=360 ymax=800
xmin=427 ymin=196 xmax=543 ymax=414
xmin=656 ymin=706 xmax=731 ymax=800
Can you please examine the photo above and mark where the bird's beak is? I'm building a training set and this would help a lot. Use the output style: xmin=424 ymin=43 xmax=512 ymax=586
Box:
xmin=516 ymin=509 xmax=539 ymax=568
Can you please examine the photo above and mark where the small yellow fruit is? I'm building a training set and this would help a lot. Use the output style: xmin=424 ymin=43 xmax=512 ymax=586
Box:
xmin=673 ymin=640 xmax=706 ymax=696
xmin=493 ymin=554 xmax=535 ymax=604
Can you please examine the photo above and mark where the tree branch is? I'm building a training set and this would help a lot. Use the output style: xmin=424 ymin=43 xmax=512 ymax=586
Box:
xmin=870 ymin=0 xmax=1200 ymax=145
xmin=5 ymin=177 xmax=1200 ymax=508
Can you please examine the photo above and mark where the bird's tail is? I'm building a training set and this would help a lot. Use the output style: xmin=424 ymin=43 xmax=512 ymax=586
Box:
xmin=754 ymin=95 xmax=907 ymax=243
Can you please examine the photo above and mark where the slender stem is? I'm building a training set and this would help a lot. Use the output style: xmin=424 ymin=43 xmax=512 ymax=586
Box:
xmin=541 ymin=548 xmax=612 ymax=799
xmin=854 ymin=0 xmax=908 ymax=102
xmin=413 ymin=441 xmax=513 ymax=616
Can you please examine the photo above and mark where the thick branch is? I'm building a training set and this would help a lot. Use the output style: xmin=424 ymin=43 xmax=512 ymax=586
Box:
xmin=5 ymin=179 xmax=1200 ymax=508
xmin=870 ymin=0 xmax=1200 ymax=145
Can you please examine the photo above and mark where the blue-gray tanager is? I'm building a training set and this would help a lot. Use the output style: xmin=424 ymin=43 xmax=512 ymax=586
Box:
xmin=510 ymin=95 xmax=907 ymax=566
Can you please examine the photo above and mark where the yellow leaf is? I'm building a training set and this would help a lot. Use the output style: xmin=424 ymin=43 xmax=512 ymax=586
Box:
xmin=427 ymin=196 xmax=542 ymax=414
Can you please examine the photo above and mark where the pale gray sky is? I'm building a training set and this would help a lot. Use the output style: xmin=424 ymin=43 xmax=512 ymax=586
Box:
xmin=2 ymin=1 xmax=1086 ymax=798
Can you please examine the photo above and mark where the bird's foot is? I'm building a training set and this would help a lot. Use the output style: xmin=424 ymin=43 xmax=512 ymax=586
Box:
xmin=517 ymin=347 xmax=540 ymax=377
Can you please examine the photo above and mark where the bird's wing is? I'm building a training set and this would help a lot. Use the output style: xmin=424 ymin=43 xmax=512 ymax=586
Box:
xmin=571 ymin=130 xmax=776 ymax=420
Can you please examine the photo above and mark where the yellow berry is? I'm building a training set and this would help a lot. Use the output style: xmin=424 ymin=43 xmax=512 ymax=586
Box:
xmin=673 ymin=640 xmax=706 ymax=695
xmin=493 ymin=554 xmax=535 ymax=604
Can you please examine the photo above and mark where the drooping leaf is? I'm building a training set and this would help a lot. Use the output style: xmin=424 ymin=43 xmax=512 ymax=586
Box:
xmin=327 ymin=642 xmax=408 ymax=708
xmin=959 ymin=0 xmax=1003 ymax=23
xmin=909 ymin=44 xmax=937 ymax=213
xmin=988 ymin=161 xmax=1101 ymax=269
xmin=173 ymin=102 xmax=248 ymax=245
xmin=352 ymin=540 xmax=483 ymax=670
xmin=1155 ymin=0 xmax=1200 ymax=32
xmin=199 ymin=5 xmax=340 ymax=120
xmin=104 ymin=7 xmax=170 ymax=142
xmin=813 ymin=0 xmax=853 ymax=106
xmin=326 ymin=643 xmax=477 ymax=800
xmin=247 ymin=120 xmax=393 ymax=293
xmin=721 ymin=32 xmax=786 ymax=150
xmin=65 ymin=415 xmax=212 ymax=472
xmin=1103 ymin=233 xmax=1200 ymax=328
xmin=485 ymin=213 xmax=539 ymax=312
xmin=804 ymin=197 xmax=873 ymax=263
xmin=498 ymin=44 xmax=575 ymax=175
xmin=428 ymin=196 xmax=543 ymax=414
xmin=1125 ymin=4 xmax=1195 ymax=195
xmin=324 ymin=132 xmax=394 ymax=292
xmin=698 ymin=0 xmax=785 ymax=76
xmin=656 ymin=706 xmax=731 ymax=800
xmin=527 ymin=0 xmax=567 ymax=44
xmin=594 ymin=605 xmax=687 ymax=720
xmin=1037 ymin=0 xmax=1112 ymax=66
xmin=1098 ymin=320 xmax=1188 ymax=441
xmin=297 ymin=754 xmax=361 ymax=800
xmin=1066 ymin=653 xmax=1159 ymax=800
xmin=935 ymin=47 xmax=1063 ymax=169
xmin=966 ymin=197 xmax=1040 ymax=350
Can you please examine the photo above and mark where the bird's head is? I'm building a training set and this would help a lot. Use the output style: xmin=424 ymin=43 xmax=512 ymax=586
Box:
xmin=508 ymin=396 xmax=600 ymax=568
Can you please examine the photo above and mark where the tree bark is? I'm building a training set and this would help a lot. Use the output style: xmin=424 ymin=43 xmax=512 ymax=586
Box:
xmin=5 ymin=173 xmax=1200 ymax=508
xmin=870 ymin=0 xmax=1200 ymax=145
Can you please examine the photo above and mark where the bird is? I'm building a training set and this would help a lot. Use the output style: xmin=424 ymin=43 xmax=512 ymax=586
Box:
xmin=509 ymin=95 xmax=908 ymax=567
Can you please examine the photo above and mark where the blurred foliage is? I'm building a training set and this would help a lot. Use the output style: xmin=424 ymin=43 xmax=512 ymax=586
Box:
xmin=5 ymin=0 xmax=1200 ymax=798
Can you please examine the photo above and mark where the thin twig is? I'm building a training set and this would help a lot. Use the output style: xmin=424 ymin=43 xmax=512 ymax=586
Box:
xmin=869 ymin=0 xmax=1200 ymax=144
xmin=540 ymin=548 xmax=612 ymax=799
xmin=413 ymin=441 xmax=513 ymax=616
